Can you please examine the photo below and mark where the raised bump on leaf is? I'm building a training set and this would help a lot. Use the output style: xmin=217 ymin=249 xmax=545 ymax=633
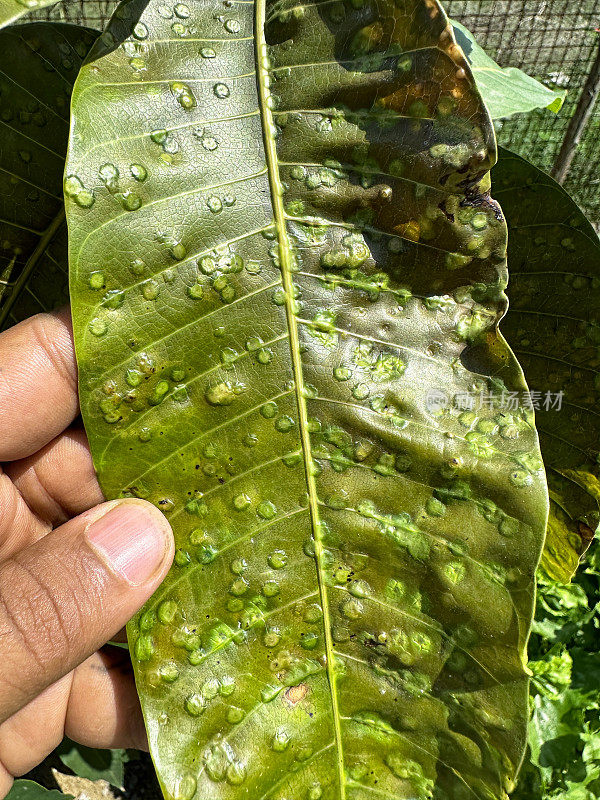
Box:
xmin=67 ymin=2 xmax=549 ymax=798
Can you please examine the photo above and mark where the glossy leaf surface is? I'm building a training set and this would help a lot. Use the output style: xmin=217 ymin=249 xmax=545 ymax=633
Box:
xmin=0 ymin=22 xmax=98 ymax=331
xmin=0 ymin=0 xmax=59 ymax=30
xmin=451 ymin=21 xmax=566 ymax=120
xmin=67 ymin=1 xmax=548 ymax=798
xmin=497 ymin=148 xmax=600 ymax=582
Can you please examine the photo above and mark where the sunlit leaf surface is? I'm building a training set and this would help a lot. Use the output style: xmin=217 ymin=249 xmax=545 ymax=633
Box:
xmin=0 ymin=0 xmax=59 ymax=30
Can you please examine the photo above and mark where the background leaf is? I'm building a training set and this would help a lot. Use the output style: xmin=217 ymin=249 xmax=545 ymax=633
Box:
xmin=0 ymin=22 xmax=98 ymax=332
xmin=496 ymin=147 xmax=600 ymax=582
xmin=5 ymin=782 xmax=72 ymax=800
xmin=67 ymin=1 xmax=548 ymax=798
xmin=451 ymin=20 xmax=566 ymax=120
xmin=56 ymin=740 xmax=130 ymax=789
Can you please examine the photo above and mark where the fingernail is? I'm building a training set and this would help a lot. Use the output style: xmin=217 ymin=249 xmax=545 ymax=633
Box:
xmin=86 ymin=501 xmax=172 ymax=586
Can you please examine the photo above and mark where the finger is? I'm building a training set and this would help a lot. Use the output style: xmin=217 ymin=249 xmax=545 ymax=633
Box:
xmin=0 ymin=309 xmax=78 ymax=462
xmin=0 ymin=676 xmax=70 ymax=781
xmin=0 ymin=499 xmax=173 ymax=723
xmin=5 ymin=428 xmax=103 ymax=531
xmin=66 ymin=647 xmax=147 ymax=751
xmin=0 ymin=468 xmax=48 ymax=563
xmin=0 ymin=649 xmax=146 ymax=781
xmin=0 ymin=428 xmax=102 ymax=561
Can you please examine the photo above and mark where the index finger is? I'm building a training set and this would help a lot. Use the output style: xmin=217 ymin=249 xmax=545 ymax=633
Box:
xmin=0 ymin=309 xmax=78 ymax=461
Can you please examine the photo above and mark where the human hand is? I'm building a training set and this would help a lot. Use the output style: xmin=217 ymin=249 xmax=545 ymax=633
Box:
xmin=0 ymin=309 xmax=174 ymax=795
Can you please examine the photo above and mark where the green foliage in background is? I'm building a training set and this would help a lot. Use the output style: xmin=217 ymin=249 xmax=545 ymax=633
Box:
xmin=512 ymin=542 xmax=600 ymax=800
xmin=56 ymin=741 xmax=131 ymax=789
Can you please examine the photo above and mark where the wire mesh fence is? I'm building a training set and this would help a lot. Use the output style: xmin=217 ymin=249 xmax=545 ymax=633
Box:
xmin=30 ymin=0 xmax=600 ymax=226
xmin=445 ymin=0 xmax=600 ymax=226
xmin=32 ymin=0 xmax=114 ymax=27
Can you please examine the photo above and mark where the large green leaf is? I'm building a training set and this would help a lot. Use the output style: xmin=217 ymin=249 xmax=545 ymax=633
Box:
xmin=67 ymin=1 xmax=548 ymax=798
xmin=0 ymin=22 xmax=98 ymax=331
xmin=496 ymin=148 xmax=600 ymax=583
xmin=451 ymin=21 xmax=566 ymax=121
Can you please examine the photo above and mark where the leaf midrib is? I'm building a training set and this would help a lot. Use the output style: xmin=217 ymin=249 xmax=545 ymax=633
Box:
xmin=254 ymin=3 xmax=346 ymax=796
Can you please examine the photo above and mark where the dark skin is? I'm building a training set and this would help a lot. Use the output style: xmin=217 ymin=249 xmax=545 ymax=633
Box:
xmin=0 ymin=309 xmax=174 ymax=796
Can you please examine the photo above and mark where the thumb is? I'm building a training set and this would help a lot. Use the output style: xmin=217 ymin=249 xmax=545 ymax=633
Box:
xmin=0 ymin=499 xmax=173 ymax=722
